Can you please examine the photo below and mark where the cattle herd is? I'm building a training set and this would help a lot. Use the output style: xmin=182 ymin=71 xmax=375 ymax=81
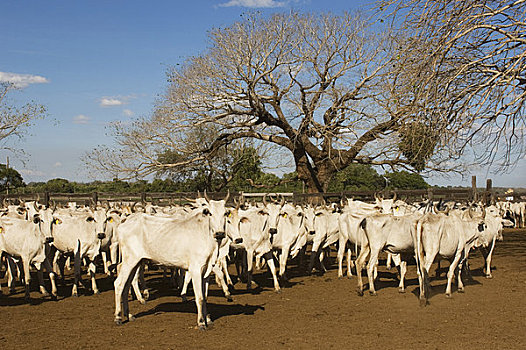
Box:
xmin=0 ymin=193 xmax=524 ymax=330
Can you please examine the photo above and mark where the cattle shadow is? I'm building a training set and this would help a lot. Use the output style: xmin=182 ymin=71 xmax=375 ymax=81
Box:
xmin=133 ymin=300 xmax=265 ymax=322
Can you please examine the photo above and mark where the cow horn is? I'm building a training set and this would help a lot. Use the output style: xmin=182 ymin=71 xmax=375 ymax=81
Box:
xmin=263 ymin=194 xmax=268 ymax=206
xmin=279 ymin=195 xmax=285 ymax=207
xmin=392 ymin=191 xmax=397 ymax=202
xmin=204 ymin=189 xmax=211 ymax=202
xmin=224 ymin=190 xmax=230 ymax=203
xmin=482 ymin=205 xmax=486 ymax=220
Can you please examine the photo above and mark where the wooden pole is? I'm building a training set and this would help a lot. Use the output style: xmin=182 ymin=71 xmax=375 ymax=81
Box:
xmin=471 ymin=176 xmax=477 ymax=202
xmin=486 ymin=178 xmax=493 ymax=205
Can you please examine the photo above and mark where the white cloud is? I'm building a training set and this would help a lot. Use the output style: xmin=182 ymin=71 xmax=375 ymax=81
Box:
xmin=0 ymin=71 xmax=49 ymax=88
xmin=54 ymin=162 xmax=62 ymax=168
xmin=19 ymin=169 xmax=45 ymax=177
xmin=100 ymin=97 xmax=124 ymax=107
xmin=73 ymin=114 xmax=90 ymax=124
xmin=99 ymin=94 xmax=137 ymax=107
xmin=218 ymin=0 xmax=286 ymax=8
xmin=123 ymin=109 xmax=134 ymax=117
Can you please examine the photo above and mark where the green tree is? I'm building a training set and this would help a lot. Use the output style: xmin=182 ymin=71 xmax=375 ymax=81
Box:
xmin=328 ymin=165 xmax=385 ymax=192
xmin=44 ymin=178 xmax=74 ymax=193
xmin=384 ymin=171 xmax=429 ymax=190
xmin=0 ymin=164 xmax=25 ymax=193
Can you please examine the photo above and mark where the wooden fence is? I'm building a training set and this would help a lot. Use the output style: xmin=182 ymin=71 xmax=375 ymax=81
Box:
xmin=1 ymin=187 xmax=523 ymax=207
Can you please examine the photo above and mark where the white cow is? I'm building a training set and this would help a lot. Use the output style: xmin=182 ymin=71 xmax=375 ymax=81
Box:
xmin=113 ymin=197 xmax=229 ymax=329
xmin=0 ymin=215 xmax=57 ymax=300
xmin=48 ymin=208 xmax=105 ymax=296
xmin=416 ymin=208 xmax=487 ymax=306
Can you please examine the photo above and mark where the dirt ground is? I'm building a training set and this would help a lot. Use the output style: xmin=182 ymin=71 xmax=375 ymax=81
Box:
xmin=1 ymin=228 xmax=525 ymax=350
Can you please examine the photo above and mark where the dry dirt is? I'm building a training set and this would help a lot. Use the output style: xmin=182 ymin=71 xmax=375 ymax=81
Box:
xmin=1 ymin=229 xmax=525 ymax=350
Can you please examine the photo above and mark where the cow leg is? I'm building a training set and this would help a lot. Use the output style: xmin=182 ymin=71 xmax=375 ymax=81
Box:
xmin=6 ymin=256 xmax=17 ymax=294
xmin=138 ymin=262 xmax=149 ymax=300
xmin=457 ymin=259 xmax=465 ymax=293
xmin=101 ymin=251 xmax=110 ymax=275
xmin=42 ymin=258 xmax=57 ymax=298
xmin=87 ymin=260 xmax=100 ymax=294
xmin=483 ymin=236 xmax=497 ymax=279
xmin=221 ymin=258 xmax=234 ymax=291
xmin=445 ymin=252 xmax=463 ymax=298
xmin=180 ymin=271 xmax=191 ymax=302
xmin=130 ymin=266 xmax=146 ymax=304
xmin=398 ymin=260 xmax=407 ymax=293
xmin=337 ymin=237 xmax=346 ymax=278
xmin=308 ymin=240 xmax=321 ymax=274
xmin=72 ymin=241 xmax=81 ymax=297
xmin=212 ymin=264 xmax=232 ymax=302
xmin=22 ymin=259 xmax=31 ymax=301
xmin=386 ymin=252 xmax=393 ymax=270
xmin=189 ymin=268 xmax=207 ymax=330
xmin=279 ymin=246 xmax=290 ymax=286
xmin=246 ymin=249 xmax=254 ymax=290
xmin=65 ymin=255 xmax=72 ymax=271
xmin=114 ymin=260 xmax=141 ymax=325
xmin=355 ymin=244 xmax=370 ymax=296
xmin=366 ymin=249 xmax=380 ymax=296
xmin=36 ymin=267 xmax=50 ymax=297
xmin=346 ymin=247 xmax=353 ymax=278
xmin=262 ymin=251 xmax=281 ymax=293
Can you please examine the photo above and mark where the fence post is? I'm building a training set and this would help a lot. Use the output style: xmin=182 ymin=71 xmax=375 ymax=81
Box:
xmin=471 ymin=176 xmax=477 ymax=202
xmin=427 ymin=187 xmax=434 ymax=200
xmin=92 ymin=192 xmax=98 ymax=205
xmin=44 ymin=192 xmax=50 ymax=207
xmin=486 ymin=179 xmax=493 ymax=205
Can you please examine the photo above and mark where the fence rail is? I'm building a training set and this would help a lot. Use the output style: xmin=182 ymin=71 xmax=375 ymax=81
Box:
xmin=1 ymin=188 xmax=524 ymax=207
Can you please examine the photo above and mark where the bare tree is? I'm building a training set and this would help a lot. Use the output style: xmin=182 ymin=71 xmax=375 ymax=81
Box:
xmin=377 ymin=0 xmax=526 ymax=171
xmin=87 ymin=8 xmax=523 ymax=191
xmin=0 ymin=82 xmax=46 ymax=154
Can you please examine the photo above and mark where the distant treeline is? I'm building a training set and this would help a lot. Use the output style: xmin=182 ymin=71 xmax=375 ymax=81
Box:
xmin=4 ymin=164 xmax=430 ymax=195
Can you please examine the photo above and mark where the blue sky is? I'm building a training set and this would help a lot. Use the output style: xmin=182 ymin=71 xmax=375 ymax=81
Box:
xmin=1 ymin=0 xmax=524 ymax=188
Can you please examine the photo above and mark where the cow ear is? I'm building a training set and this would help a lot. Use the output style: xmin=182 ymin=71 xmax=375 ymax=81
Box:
xmin=257 ymin=210 xmax=268 ymax=216
xmin=202 ymin=208 xmax=211 ymax=216
xmin=240 ymin=217 xmax=249 ymax=224
xmin=86 ymin=216 xmax=96 ymax=222
xmin=53 ymin=218 xmax=62 ymax=225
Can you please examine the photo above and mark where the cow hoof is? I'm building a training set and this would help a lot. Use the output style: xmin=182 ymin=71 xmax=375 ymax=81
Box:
xmin=338 ymin=275 xmax=343 ymax=280
xmin=139 ymin=299 xmax=147 ymax=305
xmin=356 ymin=289 xmax=364 ymax=297
xmin=458 ymin=288 xmax=465 ymax=293
xmin=114 ymin=319 xmax=123 ymax=326
xmin=226 ymin=295 xmax=233 ymax=302
xmin=206 ymin=314 xmax=213 ymax=325
xmin=94 ymin=290 xmax=100 ymax=295
xmin=369 ymin=291 xmax=377 ymax=296
xmin=128 ymin=315 xmax=136 ymax=322
xmin=275 ymin=289 xmax=282 ymax=294
xmin=419 ymin=298 xmax=428 ymax=307
xmin=181 ymin=295 xmax=188 ymax=303
xmin=445 ymin=293 xmax=452 ymax=299
xmin=143 ymin=290 xmax=150 ymax=300
xmin=398 ymin=288 xmax=405 ymax=294
xmin=485 ymin=275 xmax=493 ymax=279
xmin=196 ymin=325 xmax=207 ymax=331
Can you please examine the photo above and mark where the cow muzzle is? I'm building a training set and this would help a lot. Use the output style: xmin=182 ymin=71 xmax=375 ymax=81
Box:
xmin=214 ymin=231 xmax=226 ymax=240
xmin=309 ymin=230 xmax=315 ymax=235
xmin=45 ymin=237 xmax=54 ymax=244
xmin=234 ymin=238 xmax=243 ymax=244
xmin=269 ymin=228 xmax=277 ymax=235
xmin=97 ymin=233 xmax=106 ymax=240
